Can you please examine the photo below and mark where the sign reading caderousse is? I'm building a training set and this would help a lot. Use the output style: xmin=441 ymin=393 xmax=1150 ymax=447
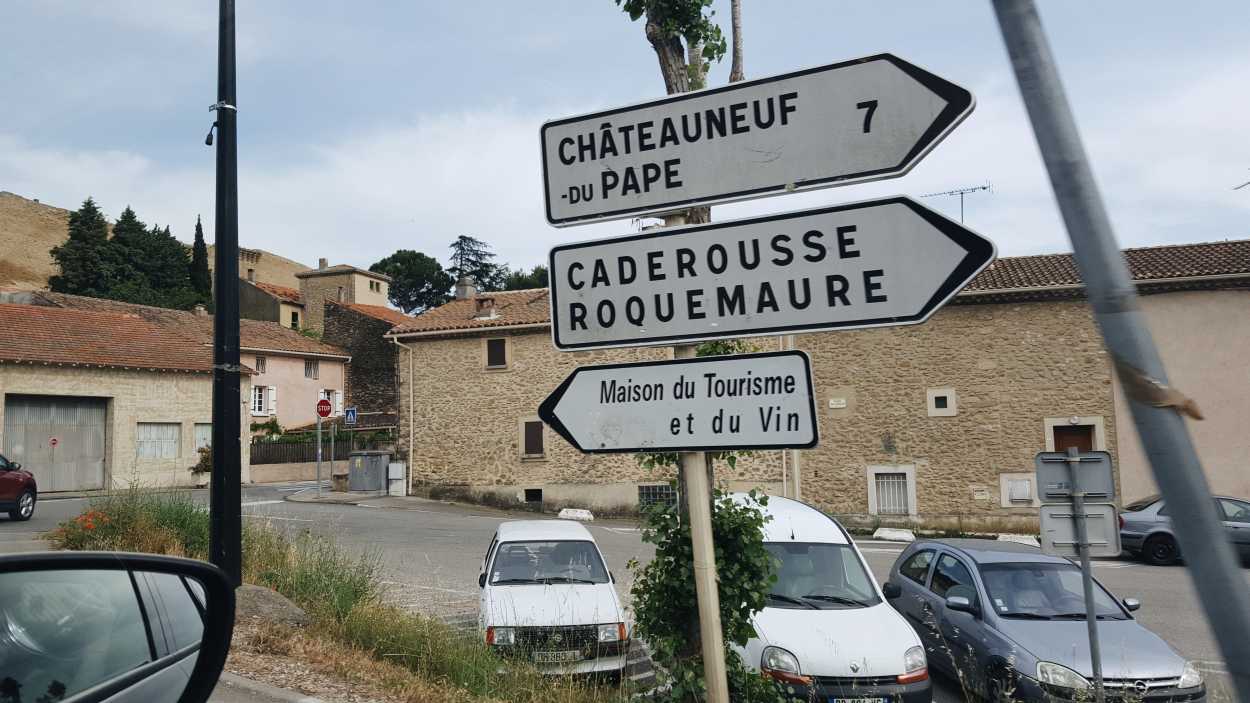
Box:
xmin=541 ymin=53 xmax=973 ymax=226
xmin=548 ymin=196 xmax=995 ymax=350
xmin=538 ymin=351 xmax=818 ymax=454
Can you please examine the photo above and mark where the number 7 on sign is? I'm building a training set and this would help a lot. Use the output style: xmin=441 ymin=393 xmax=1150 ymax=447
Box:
xmin=857 ymin=100 xmax=878 ymax=133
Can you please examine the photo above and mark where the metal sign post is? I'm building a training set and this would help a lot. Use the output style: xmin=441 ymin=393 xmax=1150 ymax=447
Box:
xmin=315 ymin=398 xmax=331 ymax=498
xmin=995 ymin=2 xmax=1250 ymax=697
xmin=548 ymin=197 xmax=995 ymax=350
xmin=541 ymin=54 xmax=973 ymax=226
xmin=1066 ymin=447 xmax=1104 ymax=703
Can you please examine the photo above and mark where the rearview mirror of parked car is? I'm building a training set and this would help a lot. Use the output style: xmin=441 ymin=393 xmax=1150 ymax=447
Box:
xmin=881 ymin=581 xmax=902 ymax=599
xmin=0 ymin=552 xmax=236 ymax=703
xmin=946 ymin=595 xmax=978 ymax=615
xmin=1123 ymin=597 xmax=1142 ymax=612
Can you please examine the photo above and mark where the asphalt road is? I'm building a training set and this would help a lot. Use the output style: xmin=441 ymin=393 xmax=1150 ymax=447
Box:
xmin=4 ymin=483 xmax=1245 ymax=701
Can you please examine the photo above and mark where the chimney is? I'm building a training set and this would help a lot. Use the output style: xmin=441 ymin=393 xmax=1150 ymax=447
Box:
xmin=454 ymin=276 xmax=477 ymax=300
xmin=246 ymin=268 xmax=255 ymax=282
xmin=474 ymin=296 xmax=496 ymax=318
xmin=318 ymin=258 xmax=328 ymax=270
xmin=192 ymin=304 xmax=209 ymax=317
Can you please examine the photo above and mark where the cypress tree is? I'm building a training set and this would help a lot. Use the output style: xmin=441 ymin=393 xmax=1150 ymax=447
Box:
xmin=190 ymin=215 xmax=212 ymax=300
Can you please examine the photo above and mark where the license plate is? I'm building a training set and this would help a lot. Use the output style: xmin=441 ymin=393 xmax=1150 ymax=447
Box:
xmin=533 ymin=650 xmax=581 ymax=663
xmin=830 ymin=698 xmax=887 ymax=703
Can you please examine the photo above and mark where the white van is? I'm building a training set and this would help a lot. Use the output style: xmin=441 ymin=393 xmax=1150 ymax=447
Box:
xmin=477 ymin=520 xmax=628 ymax=678
xmin=736 ymin=494 xmax=931 ymax=702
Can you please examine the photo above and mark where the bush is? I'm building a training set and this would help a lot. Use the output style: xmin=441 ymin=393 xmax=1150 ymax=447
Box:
xmin=190 ymin=446 xmax=212 ymax=475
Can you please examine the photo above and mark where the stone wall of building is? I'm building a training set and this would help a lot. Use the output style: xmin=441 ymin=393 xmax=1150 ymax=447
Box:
xmin=796 ymin=298 xmax=1117 ymax=529
xmin=325 ymin=304 xmax=398 ymax=426
xmin=0 ymin=365 xmax=251 ymax=489
xmin=297 ymin=274 xmax=352 ymax=334
xmin=396 ymin=329 xmax=786 ymax=508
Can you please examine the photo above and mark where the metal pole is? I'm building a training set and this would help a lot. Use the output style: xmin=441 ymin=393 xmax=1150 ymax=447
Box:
xmin=992 ymin=3 xmax=1250 ymax=697
xmin=330 ymin=418 xmax=336 ymax=483
xmin=316 ymin=415 xmax=323 ymax=498
xmin=209 ymin=0 xmax=242 ymax=588
xmin=1067 ymin=448 xmax=1104 ymax=702
xmin=785 ymin=335 xmax=802 ymax=501
xmin=665 ymin=214 xmax=729 ymax=703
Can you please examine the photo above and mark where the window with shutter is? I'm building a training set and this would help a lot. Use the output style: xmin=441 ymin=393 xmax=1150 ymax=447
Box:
xmin=251 ymin=386 xmax=267 ymax=416
xmin=136 ymin=423 xmax=181 ymax=459
xmin=333 ymin=391 xmax=343 ymax=416
xmin=485 ymin=338 xmax=508 ymax=369
xmin=268 ymin=386 xmax=278 ymax=417
xmin=522 ymin=420 xmax=544 ymax=458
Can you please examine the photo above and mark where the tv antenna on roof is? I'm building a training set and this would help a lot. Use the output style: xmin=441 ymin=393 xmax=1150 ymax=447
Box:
xmin=921 ymin=182 xmax=992 ymax=223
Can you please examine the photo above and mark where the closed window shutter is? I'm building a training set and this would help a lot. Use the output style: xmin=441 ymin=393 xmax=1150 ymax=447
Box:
xmin=523 ymin=421 xmax=544 ymax=456
xmin=334 ymin=392 xmax=343 ymax=416
xmin=486 ymin=339 xmax=507 ymax=368
xmin=269 ymin=386 xmax=278 ymax=416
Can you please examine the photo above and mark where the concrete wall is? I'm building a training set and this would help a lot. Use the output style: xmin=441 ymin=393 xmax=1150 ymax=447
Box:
xmin=250 ymin=461 xmax=322 ymax=483
xmin=1114 ymin=289 xmax=1250 ymax=501
xmin=351 ymin=272 xmax=389 ymax=307
xmin=246 ymin=352 xmax=345 ymax=429
xmin=0 ymin=364 xmax=251 ymax=489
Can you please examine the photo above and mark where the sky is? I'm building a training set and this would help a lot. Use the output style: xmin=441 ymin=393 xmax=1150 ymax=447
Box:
xmin=2 ymin=1 xmax=1248 ymax=273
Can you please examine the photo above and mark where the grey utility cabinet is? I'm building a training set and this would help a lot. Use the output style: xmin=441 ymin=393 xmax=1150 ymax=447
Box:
xmin=348 ymin=450 xmax=390 ymax=492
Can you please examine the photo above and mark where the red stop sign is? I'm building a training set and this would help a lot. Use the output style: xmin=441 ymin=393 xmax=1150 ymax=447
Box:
xmin=316 ymin=399 xmax=333 ymax=418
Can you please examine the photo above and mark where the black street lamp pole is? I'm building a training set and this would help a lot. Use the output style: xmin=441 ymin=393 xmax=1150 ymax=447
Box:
xmin=209 ymin=0 xmax=242 ymax=587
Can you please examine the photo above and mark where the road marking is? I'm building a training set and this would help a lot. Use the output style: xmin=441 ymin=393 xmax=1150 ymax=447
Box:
xmin=243 ymin=514 xmax=314 ymax=522
xmin=241 ymin=500 xmax=283 ymax=507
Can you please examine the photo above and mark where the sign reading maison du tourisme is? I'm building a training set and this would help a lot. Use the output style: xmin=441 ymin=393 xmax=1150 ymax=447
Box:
xmin=548 ymin=196 xmax=996 ymax=350
xmin=541 ymin=53 xmax=974 ymax=226
xmin=538 ymin=351 xmax=817 ymax=454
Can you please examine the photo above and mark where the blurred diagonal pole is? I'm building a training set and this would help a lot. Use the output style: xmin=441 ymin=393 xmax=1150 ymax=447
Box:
xmin=210 ymin=0 xmax=242 ymax=587
xmin=992 ymin=2 xmax=1250 ymax=698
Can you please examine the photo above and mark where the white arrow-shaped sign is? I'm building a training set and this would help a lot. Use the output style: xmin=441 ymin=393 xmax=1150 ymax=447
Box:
xmin=538 ymin=351 xmax=818 ymax=454
xmin=548 ymin=196 xmax=996 ymax=350
xmin=541 ymin=53 xmax=974 ymax=226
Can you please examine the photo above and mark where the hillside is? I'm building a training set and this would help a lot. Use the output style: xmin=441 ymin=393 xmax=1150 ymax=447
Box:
xmin=0 ymin=191 xmax=71 ymax=289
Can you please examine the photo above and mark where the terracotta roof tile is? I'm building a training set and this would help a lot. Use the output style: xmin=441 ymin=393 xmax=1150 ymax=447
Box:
xmin=388 ymin=288 xmax=550 ymax=334
xmin=253 ymin=281 xmax=303 ymax=305
xmin=331 ymin=301 xmax=415 ymax=327
xmin=0 ymin=303 xmax=216 ymax=373
xmin=388 ymin=241 xmax=1250 ymax=334
xmin=35 ymin=292 xmax=349 ymax=358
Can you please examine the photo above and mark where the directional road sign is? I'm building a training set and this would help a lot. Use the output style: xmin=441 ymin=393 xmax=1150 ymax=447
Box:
xmin=1035 ymin=451 xmax=1116 ymax=504
xmin=548 ymin=196 xmax=996 ymax=350
xmin=344 ymin=406 xmax=358 ymax=426
xmin=538 ymin=350 xmax=818 ymax=454
xmin=1040 ymin=504 xmax=1123 ymax=559
xmin=541 ymin=53 xmax=974 ymax=226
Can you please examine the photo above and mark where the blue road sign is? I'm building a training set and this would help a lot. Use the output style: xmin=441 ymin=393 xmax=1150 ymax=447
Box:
xmin=344 ymin=407 xmax=358 ymax=426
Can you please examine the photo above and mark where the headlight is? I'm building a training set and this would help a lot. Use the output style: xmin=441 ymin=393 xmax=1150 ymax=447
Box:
xmin=1036 ymin=662 xmax=1091 ymax=691
xmin=598 ymin=623 xmax=625 ymax=643
xmin=903 ymin=646 xmax=926 ymax=673
xmin=1179 ymin=661 xmax=1203 ymax=689
xmin=487 ymin=626 xmax=515 ymax=646
xmin=761 ymin=646 xmax=801 ymax=675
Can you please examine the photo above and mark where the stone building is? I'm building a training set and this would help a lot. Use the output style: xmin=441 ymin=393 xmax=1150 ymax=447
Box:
xmin=386 ymin=240 xmax=1250 ymax=526
xmin=239 ymin=277 xmax=306 ymax=331
xmin=209 ymin=245 xmax=311 ymax=290
xmin=293 ymin=260 xmax=391 ymax=335
xmin=0 ymin=303 xmax=252 ymax=491
xmin=323 ymin=300 xmax=415 ymax=430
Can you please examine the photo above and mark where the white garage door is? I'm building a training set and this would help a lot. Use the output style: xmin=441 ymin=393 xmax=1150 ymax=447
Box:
xmin=3 ymin=395 xmax=107 ymax=492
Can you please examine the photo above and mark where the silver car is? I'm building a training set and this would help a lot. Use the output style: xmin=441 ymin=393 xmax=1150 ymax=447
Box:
xmin=883 ymin=539 xmax=1205 ymax=702
xmin=1119 ymin=494 xmax=1250 ymax=566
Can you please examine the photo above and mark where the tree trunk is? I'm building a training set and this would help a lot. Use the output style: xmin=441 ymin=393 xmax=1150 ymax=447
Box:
xmin=645 ymin=17 xmax=689 ymax=95
xmin=729 ymin=0 xmax=744 ymax=83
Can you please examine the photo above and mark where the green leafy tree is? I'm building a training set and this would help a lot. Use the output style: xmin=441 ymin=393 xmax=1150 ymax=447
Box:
xmin=447 ymin=235 xmax=504 ymax=291
xmin=190 ymin=215 xmax=212 ymax=300
xmin=501 ymin=264 xmax=548 ymax=291
xmin=369 ymin=250 xmax=454 ymax=313
xmin=49 ymin=197 xmax=130 ymax=297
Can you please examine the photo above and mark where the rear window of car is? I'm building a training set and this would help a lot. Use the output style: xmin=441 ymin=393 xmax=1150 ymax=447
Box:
xmin=1123 ymin=495 xmax=1160 ymax=512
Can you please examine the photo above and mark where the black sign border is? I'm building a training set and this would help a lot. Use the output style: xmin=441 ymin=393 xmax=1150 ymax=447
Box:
xmin=548 ymin=195 xmax=996 ymax=350
xmin=538 ymin=350 xmax=820 ymax=454
xmin=541 ymin=53 xmax=974 ymax=226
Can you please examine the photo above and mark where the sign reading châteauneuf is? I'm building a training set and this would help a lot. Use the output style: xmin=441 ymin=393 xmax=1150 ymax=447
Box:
xmin=538 ymin=351 xmax=818 ymax=454
xmin=548 ymin=196 xmax=996 ymax=350
xmin=541 ymin=53 xmax=974 ymax=226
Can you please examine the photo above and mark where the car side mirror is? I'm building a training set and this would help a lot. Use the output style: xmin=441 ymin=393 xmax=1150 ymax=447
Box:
xmin=0 ymin=552 xmax=235 ymax=703
xmin=478 ymin=572 xmax=487 ymax=588
xmin=1122 ymin=597 xmax=1141 ymax=612
xmin=10 ymin=462 xmax=19 ymax=470
xmin=882 ymin=581 xmax=902 ymax=599
xmin=946 ymin=595 xmax=979 ymax=615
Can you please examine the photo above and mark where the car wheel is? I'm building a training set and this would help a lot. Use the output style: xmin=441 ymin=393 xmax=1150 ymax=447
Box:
xmin=1143 ymin=534 xmax=1179 ymax=565
xmin=10 ymin=490 xmax=35 ymax=521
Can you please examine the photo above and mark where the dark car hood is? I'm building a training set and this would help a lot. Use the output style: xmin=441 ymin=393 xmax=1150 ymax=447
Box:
xmin=997 ymin=618 xmax=1185 ymax=680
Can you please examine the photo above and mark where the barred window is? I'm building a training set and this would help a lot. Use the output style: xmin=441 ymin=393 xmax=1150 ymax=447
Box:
xmin=874 ymin=472 xmax=910 ymax=515
xmin=638 ymin=484 xmax=678 ymax=509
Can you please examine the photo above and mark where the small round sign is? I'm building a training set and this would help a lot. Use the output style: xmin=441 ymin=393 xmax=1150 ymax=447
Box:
xmin=316 ymin=399 xmax=333 ymax=418
xmin=49 ymin=437 xmax=59 ymax=448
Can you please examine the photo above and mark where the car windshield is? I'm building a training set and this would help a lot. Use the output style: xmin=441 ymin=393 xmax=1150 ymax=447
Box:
xmin=1123 ymin=495 xmax=1161 ymax=512
xmin=764 ymin=542 xmax=880 ymax=608
xmin=488 ymin=540 xmax=609 ymax=585
xmin=979 ymin=562 xmax=1126 ymax=619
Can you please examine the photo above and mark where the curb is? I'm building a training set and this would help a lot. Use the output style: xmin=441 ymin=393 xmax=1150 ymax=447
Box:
xmin=217 ymin=672 xmax=326 ymax=703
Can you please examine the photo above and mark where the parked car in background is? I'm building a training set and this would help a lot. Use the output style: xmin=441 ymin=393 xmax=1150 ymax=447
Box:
xmin=1120 ymin=494 xmax=1250 ymax=565
xmin=884 ymin=539 xmax=1204 ymax=702
xmin=477 ymin=520 xmax=628 ymax=680
xmin=735 ymin=494 xmax=931 ymax=702
xmin=0 ymin=452 xmax=37 ymax=521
